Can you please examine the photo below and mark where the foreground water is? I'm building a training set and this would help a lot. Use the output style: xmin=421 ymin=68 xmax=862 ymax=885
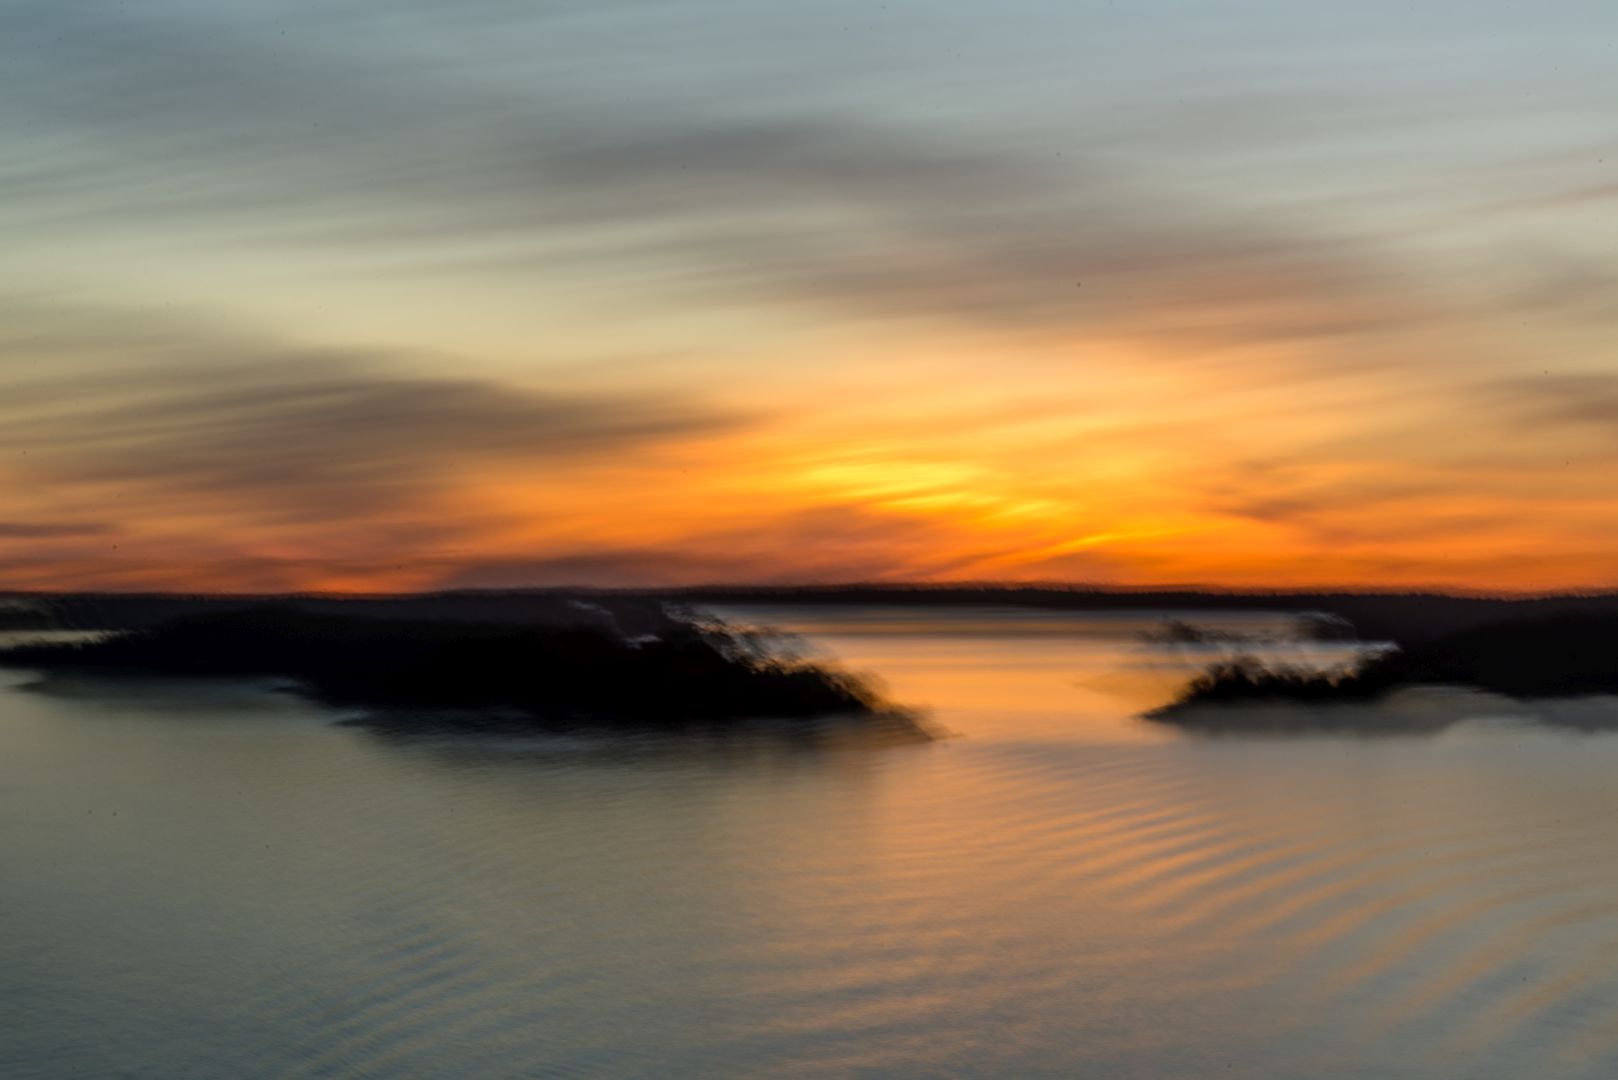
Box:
xmin=6 ymin=607 xmax=1618 ymax=1078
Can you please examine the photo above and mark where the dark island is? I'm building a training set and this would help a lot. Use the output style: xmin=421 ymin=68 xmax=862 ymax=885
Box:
xmin=0 ymin=605 xmax=920 ymax=735
xmin=1153 ymin=610 xmax=1618 ymax=730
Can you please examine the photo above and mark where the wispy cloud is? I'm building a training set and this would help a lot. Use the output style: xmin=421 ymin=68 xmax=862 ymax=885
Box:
xmin=0 ymin=522 xmax=117 ymax=540
xmin=1472 ymin=372 xmax=1618 ymax=441
xmin=0 ymin=299 xmax=737 ymax=586
xmin=0 ymin=0 xmax=1431 ymax=354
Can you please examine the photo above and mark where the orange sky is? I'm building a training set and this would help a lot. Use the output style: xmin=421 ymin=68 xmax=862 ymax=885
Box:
xmin=3 ymin=2 xmax=1618 ymax=593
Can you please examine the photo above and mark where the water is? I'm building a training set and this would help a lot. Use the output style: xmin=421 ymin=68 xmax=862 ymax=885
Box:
xmin=5 ymin=608 xmax=1618 ymax=1078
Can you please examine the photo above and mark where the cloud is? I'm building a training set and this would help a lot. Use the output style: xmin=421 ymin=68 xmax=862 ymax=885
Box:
xmin=0 ymin=300 xmax=735 ymax=527
xmin=1472 ymin=373 xmax=1618 ymax=437
xmin=0 ymin=0 xmax=1429 ymax=357
xmin=529 ymin=112 xmax=1419 ymax=345
xmin=0 ymin=522 xmax=116 ymax=540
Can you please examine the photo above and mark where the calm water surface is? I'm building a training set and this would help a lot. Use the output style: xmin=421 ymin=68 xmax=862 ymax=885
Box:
xmin=6 ymin=607 xmax=1618 ymax=1078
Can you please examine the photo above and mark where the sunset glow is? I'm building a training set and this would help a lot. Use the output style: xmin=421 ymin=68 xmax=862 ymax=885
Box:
xmin=4 ymin=1 xmax=1617 ymax=592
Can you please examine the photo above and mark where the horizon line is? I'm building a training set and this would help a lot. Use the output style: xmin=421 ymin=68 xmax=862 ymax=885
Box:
xmin=8 ymin=580 xmax=1618 ymax=603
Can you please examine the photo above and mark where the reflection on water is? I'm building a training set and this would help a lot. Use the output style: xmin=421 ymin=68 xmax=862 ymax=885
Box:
xmin=6 ymin=608 xmax=1618 ymax=1078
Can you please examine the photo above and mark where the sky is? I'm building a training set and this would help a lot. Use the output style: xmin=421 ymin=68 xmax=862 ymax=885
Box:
xmin=3 ymin=0 xmax=1617 ymax=592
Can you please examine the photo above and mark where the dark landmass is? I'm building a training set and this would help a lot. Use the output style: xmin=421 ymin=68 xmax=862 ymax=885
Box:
xmin=668 ymin=584 xmax=1618 ymax=644
xmin=14 ymin=584 xmax=1618 ymax=644
xmin=1156 ymin=610 xmax=1618 ymax=726
xmin=0 ymin=606 xmax=915 ymax=733
xmin=0 ymin=591 xmax=674 ymax=637
xmin=14 ymin=583 xmax=1618 ymax=735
